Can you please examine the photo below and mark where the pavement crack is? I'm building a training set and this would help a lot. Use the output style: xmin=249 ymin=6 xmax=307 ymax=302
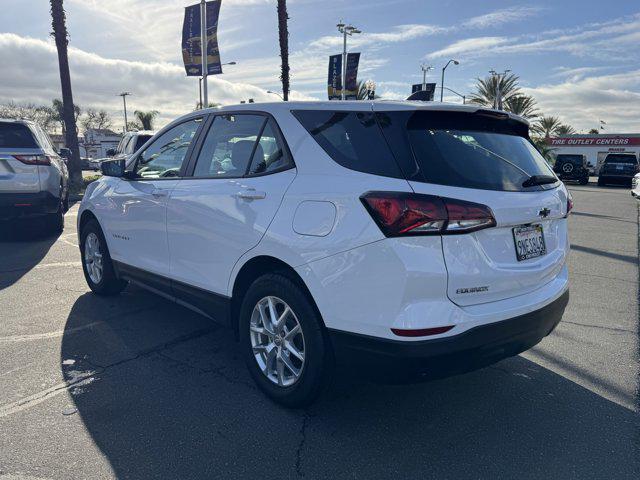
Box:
xmin=295 ymin=411 xmax=310 ymax=477
xmin=561 ymin=320 xmax=636 ymax=334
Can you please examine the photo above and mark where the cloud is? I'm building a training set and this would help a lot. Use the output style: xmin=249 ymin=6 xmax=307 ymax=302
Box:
xmin=522 ymin=70 xmax=640 ymax=132
xmin=308 ymin=24 xmax=446 ymax=50
xmin=462 ymin=6 xmax=543 ymax=29
xmin=0 ymin=33 xmax=313 ymax=129
xmin=427 ymin=13 xmax=640 ymax=61
xmin=427 ymin=37 xmax=508 ymax=59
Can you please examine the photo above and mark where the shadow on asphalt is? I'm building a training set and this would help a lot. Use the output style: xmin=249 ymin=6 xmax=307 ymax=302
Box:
xmin=60 ymin=290 xmax=640 ymax=479
xmin=0 ymin=219 xmax=59 ymax=290
xmin=570 ymin=243 xmax=637 ymax=264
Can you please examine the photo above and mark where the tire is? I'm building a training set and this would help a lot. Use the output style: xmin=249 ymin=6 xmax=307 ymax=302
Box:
xmin=80 ymin=219 xmax=127 ymax=296
xmin=579 ymin=176 xmax=589 ymax=185
xmin=597 ymin=177 xmax=606 ymax=186
xmin=239 ymin=273 xmax=333 ymax=407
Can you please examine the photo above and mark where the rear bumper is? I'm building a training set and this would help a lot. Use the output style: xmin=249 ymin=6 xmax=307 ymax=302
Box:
xmin=0 ymin=191 xmax=60 ymax=219
xmin=328 ymin=289 xmax=569 ymax=379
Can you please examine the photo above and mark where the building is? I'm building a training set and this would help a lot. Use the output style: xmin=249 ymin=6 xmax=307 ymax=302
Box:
xmin=83 ymin=128 xmax=121 ymax=159
xmin=547 ymin=134 xmax=640 ymax=174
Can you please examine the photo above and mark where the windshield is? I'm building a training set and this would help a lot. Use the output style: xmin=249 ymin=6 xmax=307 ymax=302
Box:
xmin=605 ymin=154 xmax=637 ymax=164
xmin=0 ymin=123 xmax=38 ymax=148
xmin=556 ymin=155 xmax=583 ymax=164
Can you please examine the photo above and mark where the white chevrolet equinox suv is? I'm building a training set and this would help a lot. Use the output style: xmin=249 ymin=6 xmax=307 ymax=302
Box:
xmin=78 ymin=101 xmax=571 ymax=406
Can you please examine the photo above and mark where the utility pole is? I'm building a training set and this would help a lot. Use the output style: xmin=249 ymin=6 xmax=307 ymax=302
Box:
xmin=421 ymin=64 xmax=433 ymax=91
xmin=118 ymin=92 xmax=131 ymax=132
xmin=337 ymin=21 xmax=361 ymax=100
xmin=440 ymin=59 xmax=459 ymax=102
xmin=200 ymin=0 xmax=208 ymax=108
xmin=489 ymin=69 xmax=510 ymax=110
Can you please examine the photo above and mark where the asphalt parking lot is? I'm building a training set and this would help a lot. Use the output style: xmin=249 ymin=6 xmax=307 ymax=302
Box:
xmin=0 ymin=181 xmax=638 ymax=479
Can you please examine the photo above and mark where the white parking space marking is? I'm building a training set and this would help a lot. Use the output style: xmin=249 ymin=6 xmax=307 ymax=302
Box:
xmin=0 ymin=321 xmax=102 ymax=343
xmin=34 ymin=261 xmax=82 ymax=269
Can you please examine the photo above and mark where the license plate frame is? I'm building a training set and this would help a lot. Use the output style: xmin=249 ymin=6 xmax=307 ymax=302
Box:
xmin=512 ymin=224 xmax=546 ymax=261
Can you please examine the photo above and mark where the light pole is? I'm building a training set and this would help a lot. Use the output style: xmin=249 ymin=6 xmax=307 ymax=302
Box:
xmin=440 ymin=59 xmax=459 ymax=102
xmin=267 ymin=90 xmax=284 ymax=100
xmin=199 ymin=62 xmax=236 ymax=109
xmin=440 ymin=86 xmax=466 ymax=104
xmin=489 ymin=69 xmax=510 ymax=110
xmin=117 ymin=92 xmax=131 ymax=132
xmin=421 ymin=64 xmax=433 ymax=91
xmin=337 ymin=21 xmax=361 ymax=100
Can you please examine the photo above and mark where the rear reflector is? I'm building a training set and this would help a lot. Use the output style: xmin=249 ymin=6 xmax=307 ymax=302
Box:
xmin=361 ymin=192 xmax=496 ymax=237
xmin=13 ymin=154 xmax=51 ymax=166
xmin=391 ymin=325 xmax=454 ymax=337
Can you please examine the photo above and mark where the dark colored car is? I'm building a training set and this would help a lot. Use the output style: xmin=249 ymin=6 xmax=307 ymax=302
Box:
xmin=598 ymin=153 xmax=639 ymax=186
xmin=553 ymin=154 xmax=589 ymax=185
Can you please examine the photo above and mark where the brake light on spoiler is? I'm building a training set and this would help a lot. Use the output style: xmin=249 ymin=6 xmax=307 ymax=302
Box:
xmin=361 ymin=191 xmax=496 ymax=237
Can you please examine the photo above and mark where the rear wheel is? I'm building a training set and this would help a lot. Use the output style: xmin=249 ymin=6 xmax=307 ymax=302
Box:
xmin=239 ymin=273 xmax=332 ymax=407
xmin=80 ymin=219 xmax=127 ymax=295
xmin=42 ymin=197 xmax=64 ymax=235
xmin=579 ymin=176 xmax=589 ymax=185
xmin=597 ymin=177 xmax=606 ymax=186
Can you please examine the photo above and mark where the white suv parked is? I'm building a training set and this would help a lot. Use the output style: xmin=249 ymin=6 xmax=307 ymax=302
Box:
xmin=78 ymin=101 xmax=571 ymax=406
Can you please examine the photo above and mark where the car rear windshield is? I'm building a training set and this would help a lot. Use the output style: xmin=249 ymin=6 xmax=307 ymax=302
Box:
xmin=556 ymin=155 xmax=583 ymax=163
xmin=605 ymin=154 xmax=637 ymax=164
xmin=293 ymin=109 xmax=555 ymax=191
xmin=0 ymin=123 xmax=38 ymax=148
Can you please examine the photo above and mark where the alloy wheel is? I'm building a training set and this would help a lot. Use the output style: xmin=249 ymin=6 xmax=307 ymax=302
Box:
xmin=84 ymin=232 xmax=103 ymax=284
xmin=250 ymin=296 xmax=306 ymax=387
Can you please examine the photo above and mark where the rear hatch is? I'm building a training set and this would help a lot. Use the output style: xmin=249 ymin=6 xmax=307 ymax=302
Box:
xmin=375 ymin=107 xmax=569 ymax=306
xmin=553 ymin=154 xmax=584 ymax=175
xmin=601 ymin=154 xmax=638 ymax=177
xmin=0 ymin=121 xmax=43 ymax=193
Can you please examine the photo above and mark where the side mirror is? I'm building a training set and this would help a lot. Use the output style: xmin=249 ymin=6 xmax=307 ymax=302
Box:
xmin=106 ymin=148 xmax=116 ymax=157
xmin=59 ymin=148 xmax=71 ymax=158
xmin=101 ymin=158 xmax=126 ymax=177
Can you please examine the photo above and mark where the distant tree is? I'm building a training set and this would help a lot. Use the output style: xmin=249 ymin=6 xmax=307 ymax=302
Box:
xmin=0 ymin=102 xmax=58 ymax=133
xmin=80 ymin=109 xmax=112 ymax=133
xmin=51 ymin=0 xmax=82 ymax=192
xmin=502 ymin=94 xmax=538 ymax=119
xmin=532 ymin=115 xmax=562 ymax=138
xmin=468 ymin=73 xmax=521 ymax=109
xmin=52 ymin=98 xmax=80 ymax=134
xmin=276 ymin=0 xmax=290 ymax=101
xmin=556 ymin=124 xmax=576 ymax=135
xmin=356 ymin=80 xmax=379 ymax=100
xmin=133 ymin=110 xmax=159 ymax=130
xmin=588 ymin=128 xmax=599 ymax=134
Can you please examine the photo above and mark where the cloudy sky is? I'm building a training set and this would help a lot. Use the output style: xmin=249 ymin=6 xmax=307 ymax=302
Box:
xmin=0 ymin=0 xmax=638 ymax=132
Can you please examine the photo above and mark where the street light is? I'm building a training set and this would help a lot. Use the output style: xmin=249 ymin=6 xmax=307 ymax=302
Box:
xmin=337 ymin=21 xmax=362 ymax=100
xmin=440 ymin=86 xmax=466 ymax=104
xmin=117 ymin=92 xmax=131 ymax=132
xmin=199 ymin=61 xmax=237 ymax=109
xmin=420 ymin=64 xmax=433 ymax=91
xmin=267 ymin=90 xmax=284 ymax=100
xmin=440 ymin=59 xmax=459 ymax=102
xmin=489 ymin=69 xmax=511 ymax=110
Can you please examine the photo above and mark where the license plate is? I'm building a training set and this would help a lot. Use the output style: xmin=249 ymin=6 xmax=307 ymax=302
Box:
xmin=513 ymin=224 xmax=546 ymax=261
xmin=616 ymin=165 xmax=623 ymax=170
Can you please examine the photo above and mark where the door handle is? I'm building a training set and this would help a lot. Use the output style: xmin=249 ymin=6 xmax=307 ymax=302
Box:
xmin=236 ymin=190 xmax=266 ymax=200
xmin=151 ymin=189 xmax=169 ymax=198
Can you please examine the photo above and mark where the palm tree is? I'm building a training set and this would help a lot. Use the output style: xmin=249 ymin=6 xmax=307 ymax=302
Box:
xmin=532 ymin=115 xmax=562 ymax=138
xmin=531 ymin=137 xmax=556 ymax=163
xmin=276 ymin=0 xmax=290 ymax=101
xmin=468 ymin=73 xmax=521 ymax=109
xmin=133 ymin=110 xmax=159 ymax=130
xmin=356 ymin=80 xmax=379 ymax=100
xmin=588 ymin=128 xmax=599 ymax=134
xmin=556 ymin=124 xmax=576 ymax=135
xmin=502 ymin=95 xmax=538 ymax=120
xmin=50 ymin=0 xmax=82 ymax=192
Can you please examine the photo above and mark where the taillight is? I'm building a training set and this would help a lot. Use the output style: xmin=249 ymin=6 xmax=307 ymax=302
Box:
xmin=13 ymin=155 xmax=51 ymax=165
xmin=360 ymin=192 xmax=496 ymax=237
xmin=566 ymin=195 xmax=573 ymax=215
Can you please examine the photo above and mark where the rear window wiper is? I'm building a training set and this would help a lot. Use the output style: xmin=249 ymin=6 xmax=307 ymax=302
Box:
xmin=522 ymin=175 xmax=558 ymax=188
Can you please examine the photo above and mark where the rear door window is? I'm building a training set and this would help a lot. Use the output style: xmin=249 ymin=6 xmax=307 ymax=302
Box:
xmin=0 ymin=123 xmax=38 ymax=148
xmin=292 ymin=110 xmax=404 ymax=178
xmin=605 ymin=154 xmax=637 ymax=164
xmin=378 ymin=110 xmax=555 ymax=192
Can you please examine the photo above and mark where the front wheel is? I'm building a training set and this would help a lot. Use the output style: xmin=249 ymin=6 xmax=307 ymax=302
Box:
xmin=80 ymin=219 xmax=127 ymax=296
xmin=239 ymin=273 xmax=333 ymax=407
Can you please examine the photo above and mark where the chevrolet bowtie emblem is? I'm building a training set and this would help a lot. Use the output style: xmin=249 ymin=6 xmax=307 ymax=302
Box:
xmin=538 ymin=207 xmax=551 ymax=218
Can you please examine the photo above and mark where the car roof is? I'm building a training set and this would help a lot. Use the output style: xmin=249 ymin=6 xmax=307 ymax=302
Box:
xmin=192 ymin=100 xmax=529 ymax=125
xmin=0 ymin=118 xmax=36 ymax=127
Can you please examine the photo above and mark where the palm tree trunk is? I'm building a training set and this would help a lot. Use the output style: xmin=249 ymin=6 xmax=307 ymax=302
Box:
xmin=50 ymin=0 xmax=82 ymax=193
xmin=276 ymin=0 xmax=290 ymax=101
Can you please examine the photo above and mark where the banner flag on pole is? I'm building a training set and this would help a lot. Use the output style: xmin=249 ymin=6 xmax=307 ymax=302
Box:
xmin=182 ymin=0 xmax=222 ymax=76
xmin=327 ymin=54 xmax=342 ymax=100
xmin=344 ymin=52 xmax=360 ymax=100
